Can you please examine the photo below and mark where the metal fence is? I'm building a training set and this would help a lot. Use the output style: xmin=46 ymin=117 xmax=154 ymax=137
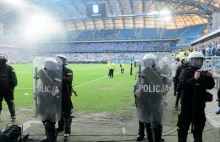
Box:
xmin=204 ymin=56 xmax=220 ymax=89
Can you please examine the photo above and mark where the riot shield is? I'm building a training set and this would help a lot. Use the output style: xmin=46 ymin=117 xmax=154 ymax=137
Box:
xmin=158 ymin=56 xmax=172 ymax=79
xmin=33 ymin=56 xmax=62 ymax=122
xmin=136 ymin=65 xmax=171 ymax=124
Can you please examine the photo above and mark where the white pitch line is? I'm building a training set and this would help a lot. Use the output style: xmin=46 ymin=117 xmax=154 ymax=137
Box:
xmin=73 ymin=69 xmax=129 ymax=88
xmin=16 ymin=69 xmax=129 ymax=90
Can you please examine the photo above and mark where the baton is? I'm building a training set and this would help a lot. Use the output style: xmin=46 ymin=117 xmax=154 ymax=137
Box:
xmin=191 ymin=83 xmax=199 ymax=133
xmin=34 ymin=67 xmax=38 ymax=105
xmin=138 ymin=64 xmax=142 ymax=84
xmin=71 ymin=86 xmax=78 ymax=97
xmin=67 ymin=84 xmax=74 ymax=109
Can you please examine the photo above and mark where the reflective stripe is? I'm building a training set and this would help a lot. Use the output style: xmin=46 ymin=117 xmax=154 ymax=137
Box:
xmin=55 ymin=78 xmax=61 ymax=82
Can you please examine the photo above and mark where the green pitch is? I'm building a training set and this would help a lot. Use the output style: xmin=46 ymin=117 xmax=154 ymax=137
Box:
xmin=3 ymin=64 xmax=137 ymax=119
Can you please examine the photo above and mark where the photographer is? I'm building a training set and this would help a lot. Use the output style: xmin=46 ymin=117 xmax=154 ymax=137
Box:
xmin=177 ymin=51 xmax=215 ymax=142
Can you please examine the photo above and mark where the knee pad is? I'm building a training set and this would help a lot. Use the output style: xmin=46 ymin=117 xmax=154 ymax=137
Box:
xmin=43 ymin=121 xmax=55 ymax=128
xmin=178 ymin=125 xmax=189 ymax=132
xmin=194 ymin=124 xmax=205 ymax=133
xmin=151 ymin=123 xmax=162 ymax=130
xmin=7 ymin=100 xmax=14 ymax=106
xmin=63 ymin=112 xmax=71 ymax=118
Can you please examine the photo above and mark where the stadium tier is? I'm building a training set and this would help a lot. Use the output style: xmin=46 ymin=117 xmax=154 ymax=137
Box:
xmin=65 ymin=24 xmax=206 ymax=42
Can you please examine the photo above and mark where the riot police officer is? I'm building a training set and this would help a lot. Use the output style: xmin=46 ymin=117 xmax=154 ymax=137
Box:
xmin=174 ymin=57 xmax=187 ymax=110
xmin=0 ymin=54 xmax=17 ymax=122
xmin=177 ymin=51 xmax=215 ymax=142
xmin=36 ymin=57 xmax=62 ymax=142
xmin=56 ymin=54 xmax=73 ymax=141
xmin=134 ymin=53 xmax=168 ymax=142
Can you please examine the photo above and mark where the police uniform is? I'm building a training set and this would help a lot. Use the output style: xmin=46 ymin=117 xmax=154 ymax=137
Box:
xmin=174 ymin=59 xmax=188 ymax=109
xmin=57 ymin=67 xmax=73 ymax=135
xmin=134 ymin=66 xmax=167 ymax=142
xmin=130 ymin=61 xmax=133 ymax=75
xmin=39 ymin=57 xmax=62 ymax=142
xmin=177 ymin=52 xmax=215 ymax=142
xmin=56 ymin=54 xmax=73 ymax=141
xmin=0 ymin=54 xmax=17 ymax=121
xmin=134 ymin=54 xmax=168 ymax=142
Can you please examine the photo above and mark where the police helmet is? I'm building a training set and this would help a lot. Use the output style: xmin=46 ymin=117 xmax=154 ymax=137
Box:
xmin=181 ymin=57 xmax=187 ymax=63
xmin=56 ymin=54 xmax=68 ymax=66
xmin=44 ymin=58 xmax=59 ymax=71
xmin=188 ymin=51 xmax=205 ymax=69
xmin=161 ymin=57 xmax=168 ymax=65
xmin=0 ymin=54 xmax=8 ymax=61
xmin=142 ymin=53 xmax=157 ymax=68
xmin=176 ymin=57 xmax=180 ymax=62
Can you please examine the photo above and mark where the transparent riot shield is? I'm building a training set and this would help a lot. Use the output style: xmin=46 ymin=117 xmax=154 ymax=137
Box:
xmin=136 ymin=66 xmax=170 ymax=123
xmin=33 ymin=56 xmax=62 ymax=122
xmin=135 ymin=52 xmax=173 ymax=126
xmin=158 ymin=56 xmax=172 ymax=79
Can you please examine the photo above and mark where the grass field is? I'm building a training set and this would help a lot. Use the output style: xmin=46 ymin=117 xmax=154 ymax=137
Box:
xmin=2 ymin=64 xmax=137 ymax=120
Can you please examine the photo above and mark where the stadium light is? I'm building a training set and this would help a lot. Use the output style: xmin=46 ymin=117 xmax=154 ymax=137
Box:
xmin=155 ymin=16 xmax=172 ymax=22
xmin=147 ymin=9 xmax=171 ymax=16
xmin=20 ymin=14 xmax=63 ymax=43
xmin=159 ymin=9 xmax=171 ymax=16
xmin=164 ymin=16 xmax=172 ymax=21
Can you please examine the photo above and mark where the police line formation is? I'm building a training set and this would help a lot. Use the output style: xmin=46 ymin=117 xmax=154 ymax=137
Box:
xmin=0 ymin=52 xmax=220 ymax=142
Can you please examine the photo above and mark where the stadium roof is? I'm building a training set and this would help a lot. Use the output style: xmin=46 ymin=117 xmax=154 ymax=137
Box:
xmin=0 ymin=0 xmax=220 ymax=30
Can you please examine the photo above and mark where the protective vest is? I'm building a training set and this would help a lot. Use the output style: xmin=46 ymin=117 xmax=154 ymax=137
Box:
xmin=109 ymin=63 xmax=115 ymax=69
xmin=0 ymin=66 xmax=9 ymax=90
xmin=177 ymin=52 xmax=185 ymax=59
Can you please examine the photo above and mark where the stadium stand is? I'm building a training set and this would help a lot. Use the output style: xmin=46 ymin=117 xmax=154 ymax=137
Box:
xmin=63 ymin=24 xmax=206 ymax=42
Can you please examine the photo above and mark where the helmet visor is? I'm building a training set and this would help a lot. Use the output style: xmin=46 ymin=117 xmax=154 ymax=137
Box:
xmin=143 ymin=59 xmax=155 ymax=68
xmin=189 ymin=58 xmax=204 ymax=69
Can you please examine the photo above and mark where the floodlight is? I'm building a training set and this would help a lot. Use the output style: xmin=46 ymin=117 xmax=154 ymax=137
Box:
xmin=160 ymin=9 xmax=171 ymax=16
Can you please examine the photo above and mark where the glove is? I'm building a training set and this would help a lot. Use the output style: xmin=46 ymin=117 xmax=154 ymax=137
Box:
xmin=134 ymin=90 xmax=141 ymax=97
xmin=215 ymin=109 xmax=220 ymax=115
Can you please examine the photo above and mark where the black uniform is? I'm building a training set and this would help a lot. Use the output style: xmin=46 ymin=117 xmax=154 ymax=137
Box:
xmin=177 ymin=66 xmax=215 ymax=142
xmin=174 ymin=63 xmax=187 ymax=108
xmin=217 ymin=89 xmax=220 ymax=107
xmin=120 ymin=63 xmax=124 ymax=74
xmin=57 ymin=67 xmax=73 ymax=134
xmin=130 ymin=62 xmax=133 ymax=75
xmin=0 ymin=63 xmax=17 ymax=119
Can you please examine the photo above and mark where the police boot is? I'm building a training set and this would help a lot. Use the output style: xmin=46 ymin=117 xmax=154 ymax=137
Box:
xmin=145 ymin=123 xmax=153 ymax=142
xmin=63 ymin=113 xmax=72 ymax=141
xmin=41 ymin=122 xmax=57 ymax=142
xmin=178 ymin=127 xmax=188 ymax=142
xmin=193 ymin=126 xmax=204 ymax=142
xmin=7 ymin=100 xmax=16 ymax=122
xmin=151 ymin=124 xmax=162 ymax=142
xmin=193 ymin=132 xmax=203 ymax=142
xmin=57 ymin=117 xmax=64 ymax=133
xmin=136 ymin=121 xmax=145 ymax=141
